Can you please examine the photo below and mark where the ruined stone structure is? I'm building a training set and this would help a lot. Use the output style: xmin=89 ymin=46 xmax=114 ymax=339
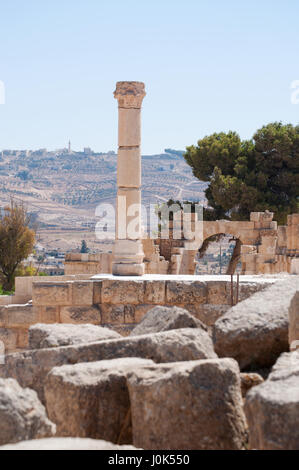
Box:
xmin=64 ymin=212 xmax=299 ymax=276
xmin=62 ymin=81 xmax=299 ymax=278
xmin=0 ymin=81 xmax=298 ymax=451
xmin=168 ymin=210 xmax=299 ymax=275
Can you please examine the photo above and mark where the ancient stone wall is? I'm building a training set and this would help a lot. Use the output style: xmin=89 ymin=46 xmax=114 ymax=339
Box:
xmin=0 ymin=276 xmax=279 ymax=354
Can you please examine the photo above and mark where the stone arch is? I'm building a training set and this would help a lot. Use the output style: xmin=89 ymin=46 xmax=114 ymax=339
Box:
xmin=195 ymin=232 xmax=242 ymax=275
xmin=178 ymin=219 xmax=258 ymax=275
xmin=201 ymin=221 xmax=253 ymax=246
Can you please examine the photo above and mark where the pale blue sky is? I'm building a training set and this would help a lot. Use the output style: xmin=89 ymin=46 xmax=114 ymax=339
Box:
xmin=0 ymin=0 xmax=298 ymax=154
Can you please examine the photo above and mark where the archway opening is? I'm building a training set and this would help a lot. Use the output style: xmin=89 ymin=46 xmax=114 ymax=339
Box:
xmin=195 ymin=233 xmax=242 ymax=275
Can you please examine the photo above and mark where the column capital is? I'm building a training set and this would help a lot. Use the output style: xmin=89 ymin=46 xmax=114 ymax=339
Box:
xmin=114 ymin=81 xmax=146 ymax=109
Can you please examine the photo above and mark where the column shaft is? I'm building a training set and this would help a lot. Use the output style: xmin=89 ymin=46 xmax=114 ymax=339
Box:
xmin=112 ymin=81 xmax=146 ymax=276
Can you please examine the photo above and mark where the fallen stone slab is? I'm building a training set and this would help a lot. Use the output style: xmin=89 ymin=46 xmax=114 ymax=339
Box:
xmin=29 ymin=323 xmax=121 ymax=349
xmin=0 ymin=328 xmax=217 ymax=403
xmin=289 ymin=290 xmax=299 ymax=351
xmin=130 ymin=306 xmax=207 ymax=336
xmin=244 ymin=350 xmax=299 ymax=450
xmin=127 ymin=358 xmax=247 ymax=450
xmin=45 ymin=358 xmax=153 ymax=443
xmin=213 ymin=277 xmax=299 ymax=370
xmin=0 ymin=438 xmax=140 ymax=450
xmin=0 ymin=378 xmax=56 ymax=446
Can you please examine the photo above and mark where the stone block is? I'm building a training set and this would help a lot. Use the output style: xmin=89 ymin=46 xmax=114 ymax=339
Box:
xmin=38 ymin=306 xmax=60 ymax=324
xmin=101 ymin=280 xmax=144 ymax=304
xmin=166 ymin=281 xmax=207 ymax=305
xmin=101 ymin=305 xmax=125 ymax=324
xmin=93 ymin=281 xmax=102 ymax=304
xmin=134 ymin=304 xmax=154 ymax=323
xmin=144 ymin=281 xmax=165 ymax=304
xmin=130 ymin=306 xmax=207 ymax=336
xmin=45 ymin=358 xmax=153 ymax=442
xmin=72 ymin=281 xmax=94 ymax=306
xmin=29 ymin=324 xmax=120 ymax=349
xmin=206 ymin=281 xmax=229 ymax=304
xmin=124 ymin=305 xmax=136 ymax=324
xmin=0 ymin=378 xmax=56 ymax=446
xmin=16 ymin=329 xmax=29 ymax=349
xmin=288 ymin=213 xmax=299 ymax=225
xmin=116 ymin=188 xmax=142 ymax=240
xmin=114 ymin=238 xmax=144 ymax=257
xmin=245 ymin=351 xmax=299 ymax=450
xmin=289 ymin=290 xmax=299 ymax=350
xmin=189 ymin=304 xmax=231 ymax=326
xmin=213 ymin=278 xmax=298 ymax=370
xmin=118 ymin=108 xmax=141 ymax=147
xmin=127 ymin=359 xmax=247 ymax=450
xmin=117 ymin=147 xmax=141 ymax=188
xmin=32 ymin=282 xmax=72 ymax=306
xmin=103 ymin=324 xmax=136 ymax=337
xmin=0 ymin=328 xmax=217 ymax=403
xmin=60 ymin=306 xmax=101 ymax=325
xmin=112 ymin=262 xmax=145 ymax=276
xmin=5 ymin=304 xmax=38 ymax=328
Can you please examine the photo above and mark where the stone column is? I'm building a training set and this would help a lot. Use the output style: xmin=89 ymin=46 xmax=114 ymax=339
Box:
xmin=112 ymin=81 xmax=146 ymax=276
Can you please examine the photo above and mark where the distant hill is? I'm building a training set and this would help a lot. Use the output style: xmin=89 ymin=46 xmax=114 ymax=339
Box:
xmin=164 ymin=149 xmax=185 ymax=157
xmin=0 ymin=149 xmax=207 ymax=231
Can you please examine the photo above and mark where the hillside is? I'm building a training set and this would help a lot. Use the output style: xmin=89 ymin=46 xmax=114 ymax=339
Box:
xmin=0 ymin=149 xmax=207 ymax=250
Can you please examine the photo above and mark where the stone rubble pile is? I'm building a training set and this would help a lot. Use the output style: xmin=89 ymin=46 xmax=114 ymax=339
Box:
xmin=0 ymin=277 xmax=297 ymax=450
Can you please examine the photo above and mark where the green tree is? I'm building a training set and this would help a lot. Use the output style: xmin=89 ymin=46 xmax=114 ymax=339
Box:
xmin=0 ymin=200 xmax=35 ymax=291
xmin=80 ymin=240 xmax=89 ymax=254
xmin=184 ymin=122 xmax=299 ymax=224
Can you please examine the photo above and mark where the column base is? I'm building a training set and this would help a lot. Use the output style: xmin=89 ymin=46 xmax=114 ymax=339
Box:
xmin=113 ymin=239 xmax=144 ymax=264
xmin=112 ymin=262 xmax=145 ymax=276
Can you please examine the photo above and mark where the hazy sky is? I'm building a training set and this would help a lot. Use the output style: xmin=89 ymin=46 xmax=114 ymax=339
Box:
xmin=0 ymin=0 xmax=298 ymax=154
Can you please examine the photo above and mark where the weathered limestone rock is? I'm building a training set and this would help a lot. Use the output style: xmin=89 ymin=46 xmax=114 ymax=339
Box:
xmin=45 ymin=358 xmax=153 ymax=442
xmin=244 ymin=350 xmax=299 ymax=450
xmin=0 ymin=438 xmax=139 ymax=450
xmin=0 ymin=328 xmax=217 ymax=403
xmin=240 ymin=373 xmax=264 ymax=398
xmin=127 ymin=359 xmax=247 ymax=450
xmin=289 ymin=290 xmax=299 ymax=351
xmin=29 ymin=323 xmax=120 ymax=349
xmin=192 ymin=304 xmax=231 ymax=326
xmin=130 ymin=306 xmax=207 ymax=336
xmin=270 ymin=349 xmax=299 ymax=375
xmin=213 ymin=278 xmax=299 ymax=370
xmin=0 ymin=378 xmax=56 ymax=446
